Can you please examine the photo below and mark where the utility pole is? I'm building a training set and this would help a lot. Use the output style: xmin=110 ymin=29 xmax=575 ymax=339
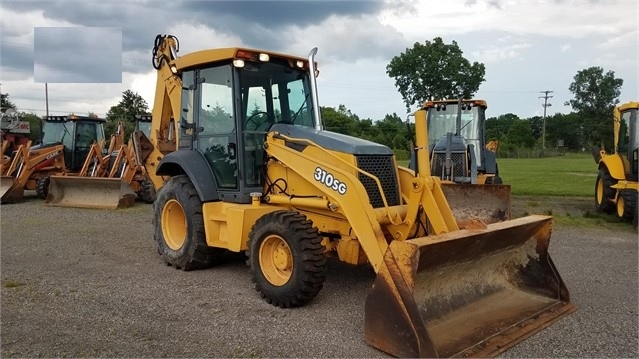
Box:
xmin=45 ymin=83 xmax=49 ymax=118
xmin=539 ymin=90 xmax=553 ymax=149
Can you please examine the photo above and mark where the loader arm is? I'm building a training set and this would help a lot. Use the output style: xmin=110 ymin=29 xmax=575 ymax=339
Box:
xmin=264 ymin=131 xmax=460 ymax=272
xmin=264 ymin=132 xmax=389 ymax=271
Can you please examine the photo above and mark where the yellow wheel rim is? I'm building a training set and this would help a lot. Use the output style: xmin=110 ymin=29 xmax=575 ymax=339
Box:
xmin=162 ymin=199 xmax=187 ymax=250
xmin=259 ymin=235 xmax=293 ymax=286
xmin=596 ymin=179 xmax=604 ymax=205
xmin=617 ymin=196 xmax=625 ymax=218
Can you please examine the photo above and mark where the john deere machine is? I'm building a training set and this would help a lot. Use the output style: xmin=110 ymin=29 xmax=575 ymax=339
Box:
xmin=593 ymin=101 xmax=638 ymax=224
xmin=0 ymin=114 xmax=105 ymax=203
xmin=411 ymin=99 xmax=501 ymax=185
xmin=143 ymin=34 xmax=574 ymax=357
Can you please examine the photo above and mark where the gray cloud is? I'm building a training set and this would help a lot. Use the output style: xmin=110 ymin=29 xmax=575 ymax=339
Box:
xmin=34 ymin=27 xmax=122 ymax=83
xmin=1 ymin=0 xmax=407 ymax=75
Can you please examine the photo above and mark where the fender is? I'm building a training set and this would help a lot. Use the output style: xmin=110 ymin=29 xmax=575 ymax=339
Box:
xmin=599 ymin=155 xmax=626 ymax=180
xmin=156 ymin=150 xmax=219 ymax=202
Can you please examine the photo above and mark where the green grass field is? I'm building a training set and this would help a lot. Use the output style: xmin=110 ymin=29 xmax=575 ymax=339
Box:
xmin=499 ymin=153 xmax=595 ymax=197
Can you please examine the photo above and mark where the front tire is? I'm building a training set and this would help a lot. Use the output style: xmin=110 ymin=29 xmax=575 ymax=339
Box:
xmin=36 ymin=175 xmax=50 ymax=199
xmin=595 ymin=169 xmax=616 ymax=213
xmin=616 ymin=189 xmax=637 ymax=222
xmin=138 ymin=179 xmax=156 ymax=203
xmin=153 ymin=175 xmax=222 ymax=270
xmin=247 ymin=210 xmax=326 ymax=308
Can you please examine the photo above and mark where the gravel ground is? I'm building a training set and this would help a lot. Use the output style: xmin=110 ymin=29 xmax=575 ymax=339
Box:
xmin=1 ymin=193 xmax=637 ymax=358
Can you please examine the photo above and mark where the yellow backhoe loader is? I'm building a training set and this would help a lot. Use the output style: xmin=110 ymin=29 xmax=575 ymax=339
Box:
xmin=146 ymin=35 xmax=575 ymax=358
xmin=410 ymin=99 xmax=501 ymax=184
xmin=0 ymin=115 xmax=105 ymax=203
xmin=592 ymin=101 xmax=638 ymax=224
xmin=45 ymin=119 xmax=157 ymax=209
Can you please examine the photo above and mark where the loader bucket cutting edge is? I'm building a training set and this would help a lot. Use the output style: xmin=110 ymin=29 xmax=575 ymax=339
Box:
xmin=45 ymin=176 xmax=136 ymax=209
xmin=0 ymin=176 xmax=23 ymax=203
xmin=364 ymin=215 xmax=576 ymax=358
xmin=441 ymin=183 xmax=512 ymax=225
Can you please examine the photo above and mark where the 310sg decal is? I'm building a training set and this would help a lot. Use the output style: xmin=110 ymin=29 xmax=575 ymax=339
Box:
xmin=314 ymin=167 xmax=347 ymax=195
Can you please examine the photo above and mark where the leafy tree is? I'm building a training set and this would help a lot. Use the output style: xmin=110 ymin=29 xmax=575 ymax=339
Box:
xmin=20 ymin=112 xmax=43 ymax=142
xmin=387 ymin=37 xmax=486 ymax=111
xmin=485 ymin=114 xmax=519 ymax=141
xmin=105 ymin=90 xmax=149 ymax=137
xmin=1 ymin=86 xmax=16 ymax=110
xmin=506 ymin=120 xmax=535 ymax=148
xmin=321 ymin=105 xmax=358 ymax=135
xmin=565 ymin=66 xmax=623 ymax=149
xmin=544 ymin=112 xmax=584 ymax=150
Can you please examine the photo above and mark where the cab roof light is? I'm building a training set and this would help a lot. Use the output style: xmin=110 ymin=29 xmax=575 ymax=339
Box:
xmin=233 ymin=59 xmax=245 ymax=68
xmin=235 ymin=50 xmax=254 ymax=60
xmin=258 ymin=53 xmax=270 ymax=62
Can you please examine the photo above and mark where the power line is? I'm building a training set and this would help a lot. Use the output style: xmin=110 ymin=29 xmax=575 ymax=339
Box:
xmin=539 ymin=90 xmax=554 ymax=149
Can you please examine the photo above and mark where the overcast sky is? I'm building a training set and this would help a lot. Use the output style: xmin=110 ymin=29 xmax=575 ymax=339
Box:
xmin=1 ymin=0 xmax=637 ymax=121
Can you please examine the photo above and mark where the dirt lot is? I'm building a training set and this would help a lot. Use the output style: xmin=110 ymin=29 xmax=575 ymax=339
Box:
xmin=1 ymin=193 xmax=637 ymax=358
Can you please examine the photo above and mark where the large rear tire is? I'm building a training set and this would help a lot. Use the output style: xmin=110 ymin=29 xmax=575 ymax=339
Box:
xmin=616 ymin=189 xmax=637 ymax=222
xmin=247 ymin=210 xmax=326 ymax=308
xmin=595 ymin=169 xmax=616 ymax=213
xmin=153 ymin=175 xmax=222 ymax=270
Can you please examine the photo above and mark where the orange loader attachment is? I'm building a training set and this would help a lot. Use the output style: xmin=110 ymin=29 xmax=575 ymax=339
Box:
xmin=45 ymin=176 xmax=136 ymax=209
xmin=45 ymin=123 xmax=152 ymax=209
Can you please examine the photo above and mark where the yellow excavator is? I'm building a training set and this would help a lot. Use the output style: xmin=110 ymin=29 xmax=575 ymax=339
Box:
xmin=145 ymin=35 xmax=574 ymax=357
xmin=593 ymin=101 xmax=638 ymax=225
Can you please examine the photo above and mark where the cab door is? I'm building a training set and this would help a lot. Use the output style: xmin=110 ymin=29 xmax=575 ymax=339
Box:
xmin=194 ymin=65 xmax=240 ymax=194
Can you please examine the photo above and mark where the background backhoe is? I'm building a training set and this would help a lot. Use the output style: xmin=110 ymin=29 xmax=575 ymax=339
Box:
xmin=45 ymin=117 xmax=157 ymax=209
xmin=592 ymin=101 xmax=638 ymax=225
xmin=0 ymin=115 xmax=105 ymax=203
xmin=1 ymin=108 xmax=31 ymax=172
xmin=409 ymin=99 xmax=509 ymax=226
xmin=147 ymin=34 xmax=575 ymax=358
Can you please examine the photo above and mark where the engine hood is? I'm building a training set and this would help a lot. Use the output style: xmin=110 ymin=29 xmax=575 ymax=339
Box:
xmin=270 ymin=123 xmax=393 ymax=156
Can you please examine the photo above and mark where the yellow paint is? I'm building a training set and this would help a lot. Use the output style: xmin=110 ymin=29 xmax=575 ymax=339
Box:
xmin=162 ymin=199 xmax=187 ymax=250
xmin=259 ymin=234 xmax=293 ymax=286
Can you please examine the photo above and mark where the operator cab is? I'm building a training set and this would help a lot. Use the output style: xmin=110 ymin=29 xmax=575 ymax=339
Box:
xmin=618 ymin=105 xmax=638 ymax=180
xmin=427 ymin=100 xmax=486 ymax=173
xmin=178 ymin=49 xmax=318 ymax=203
xmin=40 ymin=115 xmax=106 ymax=171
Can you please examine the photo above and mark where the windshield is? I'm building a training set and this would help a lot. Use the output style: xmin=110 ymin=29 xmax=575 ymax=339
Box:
xmin=427 ymin=104 xmax=483 ymax=167
xmin=620 ymin=109 xmax=638 ymax=154
xmin=137 ymin=121 xmax=152 ymax=139
xmin=41 ymin=121 xmax=74 ymax=148
xmin=238 ymin=59 xmax=315 ymax=131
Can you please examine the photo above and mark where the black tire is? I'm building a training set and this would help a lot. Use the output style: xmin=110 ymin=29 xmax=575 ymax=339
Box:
xmin=247 ymin=210 xmax=326 ymax=308
xmin=153 ymin=175 xmax=223 ymax=270
xmin=138 ymin=179 xmax=156 ymax=203
xmin=616 ymin=189 xmax=637 ymax=222
xmin=485 ymin=175 xmax=503 ymax=185
xmin=35 ymin=176 xmax=50 ymax=199
xmin=595 ymin=169 xmax=616 ymax=213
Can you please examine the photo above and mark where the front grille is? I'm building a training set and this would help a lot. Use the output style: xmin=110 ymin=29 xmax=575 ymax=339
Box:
xmin=356 ymin=155 xmax=400 ymax=208
xmin=432 ymin=152 xmax=467 ymax=179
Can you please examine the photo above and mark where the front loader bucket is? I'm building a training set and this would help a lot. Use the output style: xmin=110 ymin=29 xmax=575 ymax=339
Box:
xmin=365 ymin=215 xmax=575 ymax=358
xmin=441 ymin=183 xmax=511 ymax=226
xmin=0 ymin=176 xmax=23 ymax=204
xmin=45 ymin=176 xmax=136 ymax=209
